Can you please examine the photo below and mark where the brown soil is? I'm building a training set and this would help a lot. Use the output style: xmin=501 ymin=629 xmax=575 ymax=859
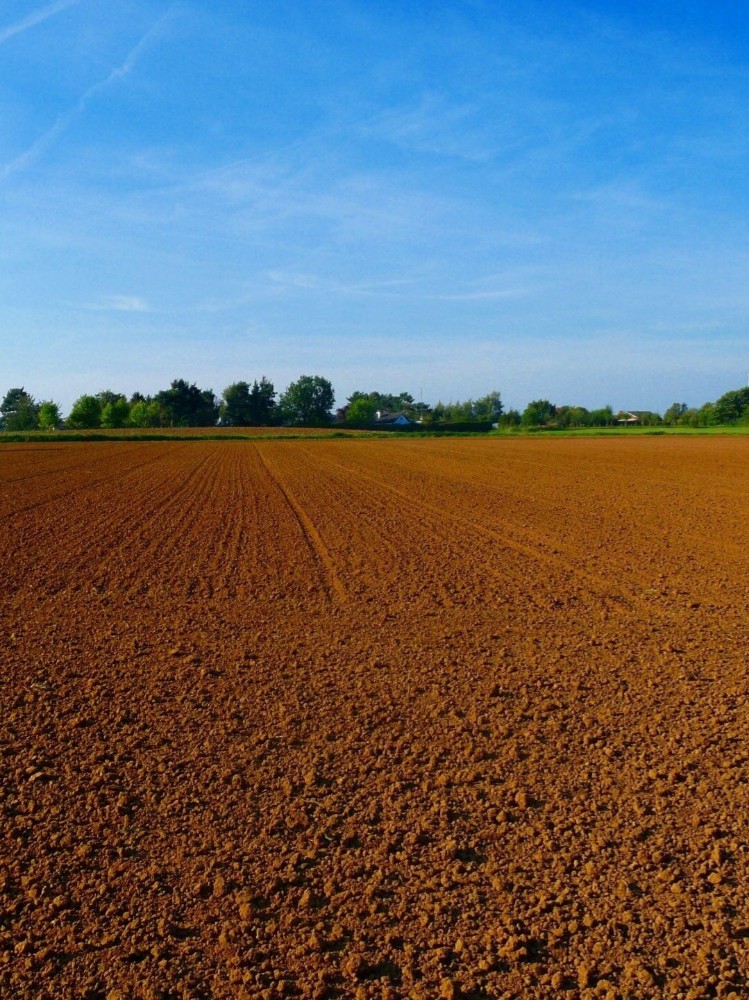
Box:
xmin=1 ymin=437 xmax=748 ymax=999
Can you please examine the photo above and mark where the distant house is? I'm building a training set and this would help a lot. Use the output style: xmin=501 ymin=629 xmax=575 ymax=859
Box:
xmin=374 ymin=411 xmax=413 ymax=426
xmin=616 ymin=411 xmax=640 ymax=424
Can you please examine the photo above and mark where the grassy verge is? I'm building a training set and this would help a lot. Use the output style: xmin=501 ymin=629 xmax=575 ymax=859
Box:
xmin=2 ymin=425 xmax=748 ymax=443
xmin=0 ymin=428 xmax=495 ymax=443
xmin=489 ymin=425 xmax=749 ymax=437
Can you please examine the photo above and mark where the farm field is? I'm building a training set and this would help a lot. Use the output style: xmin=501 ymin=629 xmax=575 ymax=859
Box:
xmin=1 ymin=437 xmax=748 ymax=999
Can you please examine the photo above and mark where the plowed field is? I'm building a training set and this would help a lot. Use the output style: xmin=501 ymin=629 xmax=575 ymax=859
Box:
xmin=1 ymin=437 xmax=748 ymax=999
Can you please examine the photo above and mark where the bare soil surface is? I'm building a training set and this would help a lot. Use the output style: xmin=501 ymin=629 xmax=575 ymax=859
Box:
xmin=1 ymin=437 xmax=748 ymax=999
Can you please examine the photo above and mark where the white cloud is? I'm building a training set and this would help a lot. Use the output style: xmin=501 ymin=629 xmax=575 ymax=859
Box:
xmin=1 ymin=8 xmax=179 ymax=181
xmin=87 ymin=295 xmax=152 ymax=313
xmin=435 ymin=287 xmax=531 ymax=302
xmin=0 ymin=0 xmax=79 ymax=46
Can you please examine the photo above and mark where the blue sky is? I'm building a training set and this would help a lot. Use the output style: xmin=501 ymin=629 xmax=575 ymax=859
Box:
xmin=1 ymin=0 xmax=748 ymax=414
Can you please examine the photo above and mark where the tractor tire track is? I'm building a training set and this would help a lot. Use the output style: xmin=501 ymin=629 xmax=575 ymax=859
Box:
xmin=255 ymin=444 xmax=347 ymax=606
xmin=302 ymin=446 xmax=642 ymax=612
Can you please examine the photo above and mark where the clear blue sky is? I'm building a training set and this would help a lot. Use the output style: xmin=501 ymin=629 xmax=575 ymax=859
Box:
xmin=1 ymin=0 xmax=748 ymax=414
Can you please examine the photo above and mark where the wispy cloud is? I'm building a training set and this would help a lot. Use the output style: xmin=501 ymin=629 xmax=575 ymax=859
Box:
xmin=0 ymin=0 xmax=79 ymax=46
xmin=1 ymin=8 xmax=178 ymax=181
xmin=436 ymin=287 xmax=531 ymax=302
xmin=571 ymin=180 xmax=667 ymax=213
xmin=261 ymin=266 xmax=537 ymax=305
xmin=265 ymin=269 xmax=429 ymax=299
xmin=86 ymin=295 xmax=152 ymax=313
xmin=357 ymin=95 xmax=510 ymax=163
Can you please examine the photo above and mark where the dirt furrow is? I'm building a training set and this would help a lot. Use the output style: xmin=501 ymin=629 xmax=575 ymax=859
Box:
xmin=303 ymin=444 xmax=637 ymax=611
xmin=0 ymin=444 xmax=178 ymax=522
xmin=1 ymin=437 xmax=748 ymax=1000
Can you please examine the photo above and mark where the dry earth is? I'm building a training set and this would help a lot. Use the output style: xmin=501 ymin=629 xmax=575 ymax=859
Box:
xmin=1 ymin=437 xmax=748 ymax=1000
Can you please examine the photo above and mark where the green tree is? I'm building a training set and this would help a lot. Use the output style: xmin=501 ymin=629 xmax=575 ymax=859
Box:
xmin=713 ymin=387 xmax=749 ymax=424
xmin=101 ymin=396 xmax=130 ymax=428
xmin=443 ymin=399 xmax=474 ymax=422
xmin=279 ymin=375 xmax=334 ymax=426
xmin=498 ymin=408 xmax=521 ymax=428
xmin=427 ymin=392 xmax=503 ymax=424
xmin=221 ymin=381 xmax=253 ymax=426
xmin=346 ymin=391 xmax=371 ymax=406
xmin=554 ymin=405 xmax=589 ymax=428
xmin=473 ymin=391 xmax=503 ymax=422
xmin=681 ymin=407 xmax=701 ymax=428
xmin=396 ymin=392 xmax=415 ymax=414
xmin=588 ymin=406 xmax=615 ymax=427
xmin=431 ymin=399 xmax=471 ymax=423
xmin=411 ymin=401 xmax=432 ymax=421
xmin=130 ymin=400 xmax=163 ymax=427
xmin=345 ymin=396 xmax=377 ymax=425
xmin=37 ymin=401 xmax=62 ymax=430
xmin=129 ymin=400 xmax=150 ymax=428
xmin=696 ymin=402 xmax=718 ymax=426
xmin=67 ymin=395 xmax=102 ymax=429
xmin=522 ymin=399 xmax=556 ymax=427
xmin=346 ymin=390 xmax=423 ymax=417
xmin=156 ymin=379 xmax=219 ymax=427
xmin=97 ymin=390 xmax=123 ymax=408
xmin=663 ymin=402 xmax=688 ymax=426
xmin=1 ymin=387 xmax=39 ymax=430
xmin=248 ymin=377 xmax=277 ymax=425
xmin=221 ymin=377 xmax=277 ymax=426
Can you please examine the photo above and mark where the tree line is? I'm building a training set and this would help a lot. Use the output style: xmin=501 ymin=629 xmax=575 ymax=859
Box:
xmin=1 ymin=380 xmax=748 ymax=431
xmin=0 ymin=379 xmax=503 ymax=431
xmin=516 ymin=387 xmax=749 ymax=429
xmin=0 ymin=376 xmax=335 ymax=431
xmin=340 ymin=390 xmax=503 ymax=426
